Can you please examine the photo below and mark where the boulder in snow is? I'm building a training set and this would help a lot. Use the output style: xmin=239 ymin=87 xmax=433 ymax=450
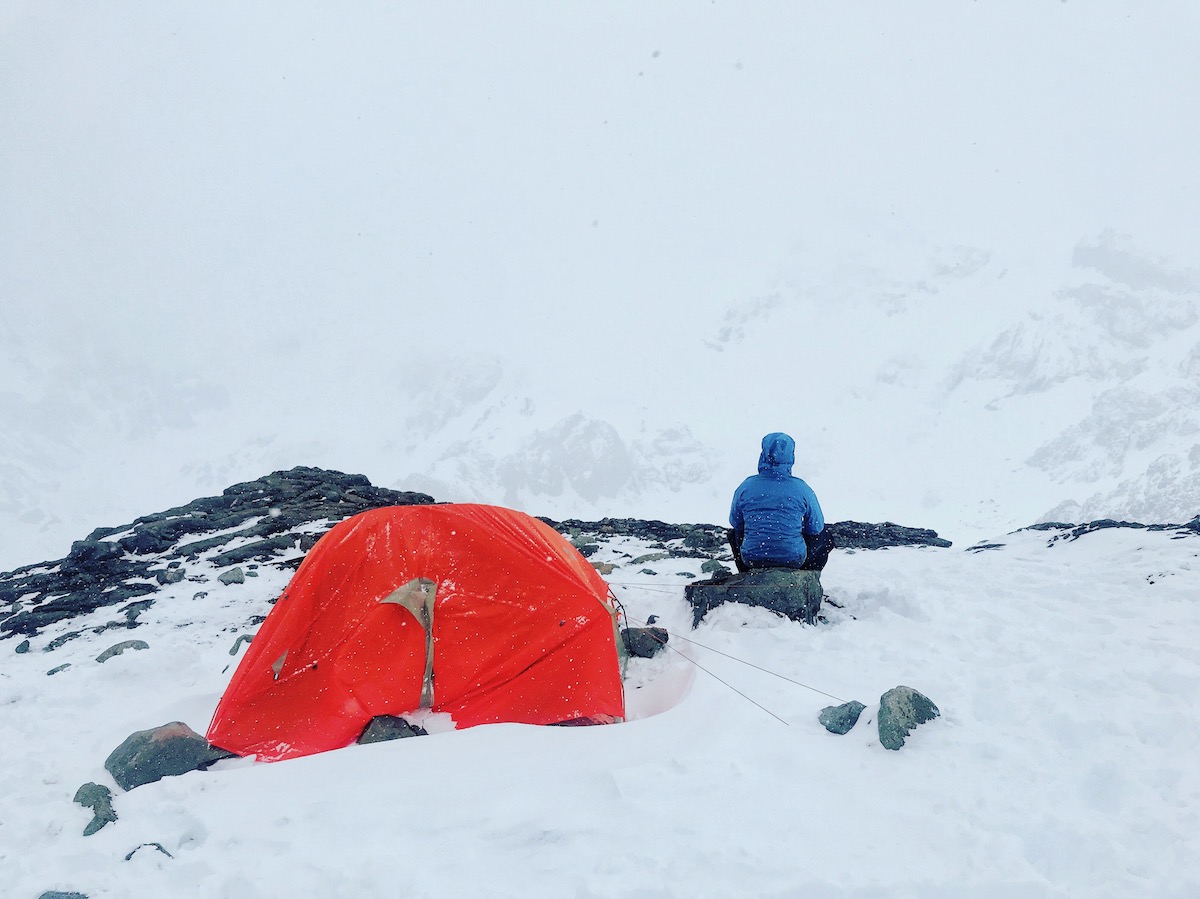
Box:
xmin=104 ymin=721 xmax=236 ymax=790
xmin=819 ymin=700 xmax=866 ymax=735
xmin=96 ymin=640 xmax=149 ymax=663
xmin=877 ymin=686 xmax=940 ymax=750
xmin=218 ymin=567 xmax=245 ymax=585
xmin=684 ymin=568 xmax=823 ymax=626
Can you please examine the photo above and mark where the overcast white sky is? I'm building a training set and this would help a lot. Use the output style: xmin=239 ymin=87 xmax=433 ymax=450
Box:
xmin=2 ymin=2 xmax=1199 ymax=568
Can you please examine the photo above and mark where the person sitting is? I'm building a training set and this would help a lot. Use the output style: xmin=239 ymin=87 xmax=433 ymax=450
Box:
xmin=728 ymin=432 xmax=832 ymax=573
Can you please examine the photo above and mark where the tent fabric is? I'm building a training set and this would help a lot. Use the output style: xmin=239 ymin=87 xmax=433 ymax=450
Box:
xmin=207 ymin=504 xmax=625 ymax=762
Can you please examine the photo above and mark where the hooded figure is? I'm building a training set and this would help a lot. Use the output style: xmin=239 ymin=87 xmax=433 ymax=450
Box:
xmin=729 ymin=432 xmax=829 ymax=570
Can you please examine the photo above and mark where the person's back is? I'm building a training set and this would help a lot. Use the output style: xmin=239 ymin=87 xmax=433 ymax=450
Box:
xmin=729 ymin=432 xmax=829 ymax=571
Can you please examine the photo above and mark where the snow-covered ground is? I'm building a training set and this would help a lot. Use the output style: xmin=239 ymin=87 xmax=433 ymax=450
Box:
xmin=3 ymin=3 xmax=1200 ymax=571
xmin=3 ymin=523 xmax=1197 ymax=898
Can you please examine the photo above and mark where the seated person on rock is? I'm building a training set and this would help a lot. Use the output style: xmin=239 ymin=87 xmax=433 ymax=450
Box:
xmin=729 ymin=432 xmax=832 ymax=573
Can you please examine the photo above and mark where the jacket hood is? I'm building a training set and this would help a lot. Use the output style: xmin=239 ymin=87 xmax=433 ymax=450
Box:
xmin=757 ymin=432 xmax=795 ymax=476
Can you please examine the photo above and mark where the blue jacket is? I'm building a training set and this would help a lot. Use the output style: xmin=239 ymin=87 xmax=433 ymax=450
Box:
xmin=730 ymin=432 xmax=824 ymax=566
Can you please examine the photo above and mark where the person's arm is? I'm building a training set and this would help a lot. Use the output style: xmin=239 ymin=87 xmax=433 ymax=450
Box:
xmin=803 ymin=485 xmax=825 ymax=535
xmin=729 ymin=483 xmax=745 ymax=533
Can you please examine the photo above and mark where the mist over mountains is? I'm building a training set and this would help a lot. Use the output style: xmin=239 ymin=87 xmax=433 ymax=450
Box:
xmin=3 ymin=3 xmax=1198 ymax=571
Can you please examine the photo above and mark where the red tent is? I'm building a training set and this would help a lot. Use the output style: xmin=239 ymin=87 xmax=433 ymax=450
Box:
xmin=207 ymin=504 xmax=625 ymax=762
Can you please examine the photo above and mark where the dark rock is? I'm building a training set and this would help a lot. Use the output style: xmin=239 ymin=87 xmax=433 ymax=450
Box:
xmin=217 ymin=568 xmax=245 ymax=586
xmin=16 ymin=639 xmax=30 ymax=653
xmin=119 ymin=599 xmax=155 ymax=624
xmin=38 ymin=892 xmax=89 ymax=899
xmin=877 ymin=686 xmax=940 ymax=750
xmin=357 ymin=715 xmax=428 ymax=744
xmin=229 ymin=634 xmax=253 ymax=655
xmin=46 ymin=631 xmax=83 ymax=651
xmin=621 ymin=626 xmax=668 ymax=658
xmin=105 ymin=721 xmax=236 ymax=791
xmin=819 ymin=701 xmax=866 ymax=735
xmin=1024 ymin=517 xmax=1200 ymax=545
xmin=685 ymin=568 xmax=823 ymax=626
xmin=73 ymin=782 xmax=118 ymax=835
xmin=47 ymin=663 xmax=71 ymax=675
xmin=124 ymin=842 xmax=174 ymax=861
xmin=64 ymin=539 xmax=124 ymax=569
xmin=700 ymin=559 xmax=730 ymax=574
xmin=154 ymin=567 xmax=186 ymax=585
xmin=96 ymin=640 xmax=149 ymax=663
xmin=210 ymin=535 xmax=298 ymax=567
xmin=824 ymin=521 xmax=952 ymax=550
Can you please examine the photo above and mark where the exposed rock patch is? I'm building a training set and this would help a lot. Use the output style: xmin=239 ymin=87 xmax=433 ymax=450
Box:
xmin=0 ymin=467 xmax=434 ymax=639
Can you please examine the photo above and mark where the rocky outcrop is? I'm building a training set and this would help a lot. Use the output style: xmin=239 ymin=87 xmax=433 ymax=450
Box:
xmin=542 ymin=517 xmax=954 ymax=555
xmin=825 ymin=521 xmax=952 ymax=550
xmin=1025 ymin=516 xmax=1200 ymax=543
xmin=0 ymin=467 xmax=434 ymax=639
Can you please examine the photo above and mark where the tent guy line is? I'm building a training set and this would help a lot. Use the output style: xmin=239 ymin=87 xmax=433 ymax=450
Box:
xmin=607 ymin=582 xmax=849 ymax=705
xmin=653 ymin=636 xmax=792 ymax=727
xmin=656 ymin=628 xmax=850 ymax=707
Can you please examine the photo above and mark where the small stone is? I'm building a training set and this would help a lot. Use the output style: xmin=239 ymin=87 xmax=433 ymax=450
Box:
xmin=818 ymin=700 xmax=866 ymax=735
xmin=621 ymin=626 xmax=668 ymax=659
xmin=73 ymin=782 xmax=118 ymax=835
xmin=47 ymin=663 xmax=71 ymax=676
xmin=701 ymin=559 xmax=730 ymax=574
xmin=124 ymin=842 xmax=174 ymax=861
xmin=16 ymin=639 xmax=30 ymax=653
xmin=591 ymin=561 xmax=615 ymax=575
xmin=228 ymin=634 xmax=253 ymax=656
xmin=878 ymin=686 xmax=940 ymax=750
xmin=632 ymin=552 xmax=669 ymax=564
xmin=218 ymin=567 xmax=245 ymax=586
xmin=155 ymin=567 xmax=186 ymax=585
xmin=38 ymin=892 xmax=89 ymax=899
xmin=96 ymin=640 xmax=149 ymax=663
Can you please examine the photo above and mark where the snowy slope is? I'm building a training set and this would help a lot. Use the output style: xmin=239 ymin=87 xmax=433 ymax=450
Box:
xmin=3 ymin=521 xmax=1198 ymax=898
xmin=2 ymin=3 xmax=1200 ymax=569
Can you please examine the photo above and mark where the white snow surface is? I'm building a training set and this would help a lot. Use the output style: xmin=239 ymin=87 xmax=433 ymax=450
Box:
xmin=3 ymin=525 xmax=1199 ymax=897
xmin=4 ymin=3 xmax=1200 ymax=571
